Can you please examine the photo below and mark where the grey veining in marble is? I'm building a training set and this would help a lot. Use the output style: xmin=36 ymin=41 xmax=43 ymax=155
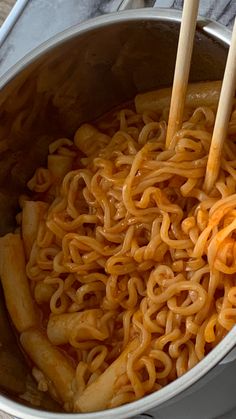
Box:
xmin=155 ymin=0 xmax=236 ymax=28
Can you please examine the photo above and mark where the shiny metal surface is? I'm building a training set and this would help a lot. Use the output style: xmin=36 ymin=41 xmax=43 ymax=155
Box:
xmin=0 ymin=7 xmax=234 ymax=419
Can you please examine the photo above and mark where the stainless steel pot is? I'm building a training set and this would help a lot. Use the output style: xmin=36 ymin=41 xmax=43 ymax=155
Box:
xmin=0 ymin=6 xmax=235 ymax=419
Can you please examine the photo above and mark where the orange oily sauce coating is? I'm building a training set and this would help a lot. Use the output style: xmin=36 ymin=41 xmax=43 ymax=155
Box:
xmin=20 ymin=329 xmax=75 ymax=408
xmin=75 ymin=338 xmax=139 ymax=412
xmin=0 ymin=233 xmax=37 ymax=332
xmin=1 ymin=81 xmax=236 ymax=412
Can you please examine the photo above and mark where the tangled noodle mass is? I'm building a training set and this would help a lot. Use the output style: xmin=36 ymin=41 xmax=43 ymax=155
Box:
xmin=1 ymin=86 xmax=236 ymax=412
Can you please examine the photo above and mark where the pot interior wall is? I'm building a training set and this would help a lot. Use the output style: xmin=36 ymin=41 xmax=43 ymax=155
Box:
xmin=0 ymin=17 xmax=228 ymax=412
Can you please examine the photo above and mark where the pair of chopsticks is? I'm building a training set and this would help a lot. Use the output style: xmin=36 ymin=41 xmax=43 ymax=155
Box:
xmin=166 ymin=0 xmax=236 ymax=193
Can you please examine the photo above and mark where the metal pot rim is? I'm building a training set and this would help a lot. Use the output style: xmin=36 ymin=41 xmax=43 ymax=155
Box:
xmin=0 ymin=7 xmax=234 ymax=419
xmin=0 ymin=7 xmax=231 ymax=90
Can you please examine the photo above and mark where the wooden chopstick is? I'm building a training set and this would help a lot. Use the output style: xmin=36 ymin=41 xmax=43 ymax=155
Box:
xmin=165 ymin=0 xmax=200 ymax=149
xmin=204 ymin=19 xmax=236 ymax=193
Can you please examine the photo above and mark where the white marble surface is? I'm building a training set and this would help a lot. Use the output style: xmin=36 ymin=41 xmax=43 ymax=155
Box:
xmin=156 ymin=0 xmax=235 ymax=28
